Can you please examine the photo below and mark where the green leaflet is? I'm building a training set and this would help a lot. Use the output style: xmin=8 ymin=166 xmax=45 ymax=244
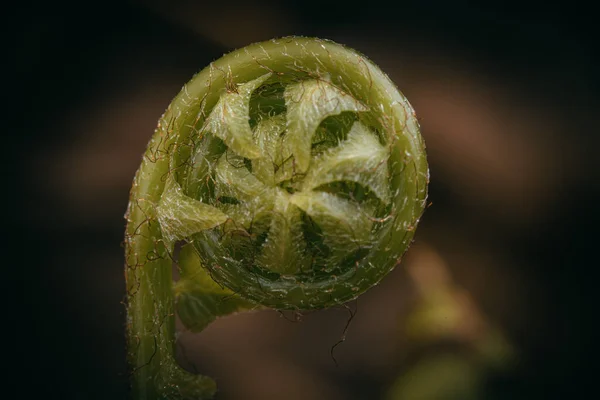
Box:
xmin=185 ymin=133 xmax=226 ymax=202
xmin=304 ymin=121 xmax=391 ymax=204
xmin=284 ymin=79 xmax=368 ymax=172
xmin=175 ymin=244 xmax=256 ymax=333
xmin=252 ymin=114 xmax=294 ymax=185
xmin=156 ymin=176 xmax=229 ymax=249
xmin=202 ymin=73 xmax=272 ymax=159
xmin=256 ymin=189 xmax=310 ymax=275
xmin=290 ymin=191 xmax=373 ymax=266
xmin=214 ymin=150 xmax=275 ymax=229
xmin=214 ymin=150 xmax=269 ymax=202
xmin=218 ymin=197 xmax=274 ymax=230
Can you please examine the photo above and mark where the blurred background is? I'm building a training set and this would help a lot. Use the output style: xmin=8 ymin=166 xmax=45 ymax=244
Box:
xmin=8 ymin=1 xmax=598 ymax=398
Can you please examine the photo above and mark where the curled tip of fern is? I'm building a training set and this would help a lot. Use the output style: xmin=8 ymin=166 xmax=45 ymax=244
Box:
xmin=163 ymin=37 xmax=428 ymax=309
xmin=125 ymin=36 xmax=428 ymax=399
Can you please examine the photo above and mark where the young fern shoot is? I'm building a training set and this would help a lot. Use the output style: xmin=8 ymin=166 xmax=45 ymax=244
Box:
xmin=124 ymin=37 xmax=429 ymax=399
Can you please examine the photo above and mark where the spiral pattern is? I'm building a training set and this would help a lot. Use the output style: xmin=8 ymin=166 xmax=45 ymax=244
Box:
xmin=125 ymin=37 xmax=428 ymax=399
xmin=158 ymin=41 xmax=427 ymax=309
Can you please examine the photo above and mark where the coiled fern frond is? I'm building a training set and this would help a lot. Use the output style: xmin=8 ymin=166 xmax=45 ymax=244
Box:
xmin=125 ymin=37 xmax=428 ymax=399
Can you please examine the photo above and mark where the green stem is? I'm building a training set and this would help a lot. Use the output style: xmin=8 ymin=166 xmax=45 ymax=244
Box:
xmin=125 ymin=37 xmax=428 ymax=399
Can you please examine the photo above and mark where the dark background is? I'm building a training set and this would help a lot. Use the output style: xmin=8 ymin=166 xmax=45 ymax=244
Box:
xmin=8 ymin=1 xmax=598 ymax=398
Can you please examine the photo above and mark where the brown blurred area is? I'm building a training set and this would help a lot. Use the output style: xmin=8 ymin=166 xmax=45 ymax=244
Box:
xmin=8 ymin=1 xmax=599 ymax=399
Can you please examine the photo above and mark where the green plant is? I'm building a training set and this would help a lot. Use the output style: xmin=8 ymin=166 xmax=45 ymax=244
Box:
xmin=124 ymin=36 xmax=428 ymax=399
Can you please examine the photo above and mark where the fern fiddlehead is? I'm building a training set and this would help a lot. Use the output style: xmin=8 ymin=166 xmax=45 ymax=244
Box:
xmin=125 ymin=37 xmax=429 ymax=399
